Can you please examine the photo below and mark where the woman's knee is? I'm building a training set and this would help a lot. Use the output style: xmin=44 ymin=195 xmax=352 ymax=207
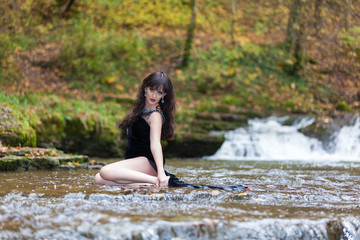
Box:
xmin=99 ymin=165 xmax=121 ymax=180
xmin=94 ymin=173 xmax=103 ymax=185
xmin=99 ymin=165 xmax=111 ymax=178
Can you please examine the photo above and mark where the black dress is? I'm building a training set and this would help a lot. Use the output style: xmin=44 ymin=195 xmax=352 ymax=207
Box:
xmin=124 ymin=110 xmax=164 ymax=172
xmin=124 ymin=110 xmax=248 ymax=191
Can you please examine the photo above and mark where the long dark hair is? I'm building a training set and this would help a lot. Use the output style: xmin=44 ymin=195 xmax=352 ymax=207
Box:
xmin=119 ymin=71 xmax=176 ymax=140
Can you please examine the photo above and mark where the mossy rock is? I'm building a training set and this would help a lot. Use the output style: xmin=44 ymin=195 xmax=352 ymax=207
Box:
xmin=0 ymin=157 xmax=23 ymax=171
xmin=55 ymin=155 xmax=89 ymax=165
xmin=192 ymin=113 xmax=249 ymax=132
xmin=336 ymin=101 xmax=352 ymax=112
xmin=0 ymin=146 xmax=89 ymax=171
xmin=298 ymin=114 xmax=358 ymax=146
xmin=191 ymin=119 xmax=245 ymax=132
xmin=0 ymin=107 xmax=37 ymax=147
xmin=35 ymin=117 xmax=65 ymax=149
xmin=62 ymin=116 xmax=124 ymax=157
xmin=164 ymin=133 xmax=225 ymax=158
xmin=36 ymin=115 xmax=124 ymax=157
xmin=298 ymin=118 xmax=330 ymax=143
xmin=28 ymin=157 xmax=60 ymax=169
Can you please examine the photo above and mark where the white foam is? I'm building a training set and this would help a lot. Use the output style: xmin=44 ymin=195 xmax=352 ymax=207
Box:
xmin=206 ymin=116 xmax=360 ymax=161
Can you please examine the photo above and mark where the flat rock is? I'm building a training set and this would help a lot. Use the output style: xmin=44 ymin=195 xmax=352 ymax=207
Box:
xmin=0 ymin=146 xmax=89 ymax=171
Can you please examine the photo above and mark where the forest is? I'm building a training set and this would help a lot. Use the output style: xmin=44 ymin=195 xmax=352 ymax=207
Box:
xmin=0 ymin=0 xmax=359 ymax=156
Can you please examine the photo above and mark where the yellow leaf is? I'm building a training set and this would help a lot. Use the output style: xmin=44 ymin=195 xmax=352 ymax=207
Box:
xmin=105 ymin=76 xmax=116 ymax=84
xmin=115 ymin=84 xmax=124 ymax=91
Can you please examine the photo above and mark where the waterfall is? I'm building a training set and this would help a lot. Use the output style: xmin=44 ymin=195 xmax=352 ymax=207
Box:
xmin=206 ymin=116 xmax=360 ymax=161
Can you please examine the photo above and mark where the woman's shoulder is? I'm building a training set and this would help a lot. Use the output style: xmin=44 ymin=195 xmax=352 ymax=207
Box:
xmin=143 ymin=109 xmax=165 ymax=124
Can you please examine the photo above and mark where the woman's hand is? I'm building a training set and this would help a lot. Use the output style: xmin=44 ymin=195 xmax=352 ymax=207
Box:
xmin=157 ymin=173 xmax=170 ymax=188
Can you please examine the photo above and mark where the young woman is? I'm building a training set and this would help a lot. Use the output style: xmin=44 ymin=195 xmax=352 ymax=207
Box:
xmin=95 ymin=71 xmax=248 ymax=191
xmin=94 ymin=71 xmax=175 ymax=187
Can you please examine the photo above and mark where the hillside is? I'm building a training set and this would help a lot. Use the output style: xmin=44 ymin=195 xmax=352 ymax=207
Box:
xmin=0 ymin=0 xmax=359 ymax=156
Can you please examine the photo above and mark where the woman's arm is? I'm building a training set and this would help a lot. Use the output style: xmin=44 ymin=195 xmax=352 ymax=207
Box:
xmin=148 ymin=112 xmax=169 ymax=187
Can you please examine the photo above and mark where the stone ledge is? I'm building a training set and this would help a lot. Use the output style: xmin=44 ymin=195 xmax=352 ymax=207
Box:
xmin=0 ymin=146 xmax=89 ymax=171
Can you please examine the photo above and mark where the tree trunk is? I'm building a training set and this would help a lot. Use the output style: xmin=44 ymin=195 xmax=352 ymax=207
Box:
xmin=344 ymin=0 xmax=351 ymax=31
xmin=292 ymin=19 xmax=305 ymax=75
xmin=285 ymin=0 xmax=302 ymax=51
xmin=231 ymin=0 xmax=237 ymax=47
xmin=181 ymin=0 xmax=197 ymax=68
xmin=230 ymin=0 xmax=237 ymax=76
xmin=285 ymin=0 xmax=306 ymax=75
xmin=58 ymin=0 xmax=75 ymax=17
xmin=313 ymin=0 xmax=323 ymax=36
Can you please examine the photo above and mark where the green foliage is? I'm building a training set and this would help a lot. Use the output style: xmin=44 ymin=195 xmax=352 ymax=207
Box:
xmin=336 ymin=101 xmax=352 ymax=112
xmin=196 ymin=100 xmax=216 ymax=113
xmin=222 ymin=94 xmax=241 ymax=106
xmin=255 ymin=21 xmax=268 ymax=35
xmin=0 ymin=91 xmax=127 ymax=129
xmin=281 ymin=99 xmax=296 ymax=111
xmin=1 ymin=0 xmax=358 ymax=133
xmin=81 ymin=0 xmax=190 ymax=29
xmin=341 ymin=26 xmax=360 ymax=61
xmin=57 ymin=19 xmax=151 ymax=91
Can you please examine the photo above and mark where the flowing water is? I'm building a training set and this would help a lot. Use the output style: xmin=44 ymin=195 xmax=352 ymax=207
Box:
xmin=1 ymin=116 xmax=360 ymax=239
xmin=207 ymin=116 xmax=360 ymax=161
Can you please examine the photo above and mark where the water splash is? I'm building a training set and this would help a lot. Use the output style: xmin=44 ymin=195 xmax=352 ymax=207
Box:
xmin=207 ymin=116 xmax=360 ymax=161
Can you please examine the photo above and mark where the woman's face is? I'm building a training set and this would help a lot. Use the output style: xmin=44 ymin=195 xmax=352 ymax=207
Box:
xmin=144 ymin=86 xmax=166 ymax=108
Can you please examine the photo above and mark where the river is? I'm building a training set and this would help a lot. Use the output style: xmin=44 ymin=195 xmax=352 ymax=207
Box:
xmin=1 ymin=116 xmax=360 ymax=239
xmin=1 ymin=158 xmax=359 ymax=239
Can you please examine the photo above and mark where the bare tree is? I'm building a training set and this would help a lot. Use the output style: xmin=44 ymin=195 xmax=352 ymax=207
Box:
xmin=181 ymin=0 xmax=197 ymax=68
xmin=58 ymin=0 xmax=75 ymax=17
xmin=285 ymin=0 xmax=306 ymax=75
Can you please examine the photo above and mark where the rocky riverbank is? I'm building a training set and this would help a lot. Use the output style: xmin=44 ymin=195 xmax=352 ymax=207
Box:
xmin=0 ymin=146 xmax=95 ymax=171
xmin=0 ymin=105 xmax=264 ymax=161
xmin=1 ymin=104 xmax=358 ymax=171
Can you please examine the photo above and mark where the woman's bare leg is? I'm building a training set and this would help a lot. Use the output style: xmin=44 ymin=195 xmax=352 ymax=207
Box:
xmin=94 ymin=157 xmax=158 ymax=186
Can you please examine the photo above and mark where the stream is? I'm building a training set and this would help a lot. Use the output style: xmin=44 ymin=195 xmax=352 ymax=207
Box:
xmin=1 ymin=159 xmax=359 ymax=239
xmin=1 ymin=116 xmax=360 ymax=239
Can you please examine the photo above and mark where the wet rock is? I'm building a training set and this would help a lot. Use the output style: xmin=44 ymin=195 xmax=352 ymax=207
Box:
xmin=164 ymin=133 xmax=225 ymax=158
xmin=164 ymin=110 xmax=265 ymax=157
xmin=35 ymin=115 xmax=125 ymax=157
xmin=326 ymin=218 xmax=360 ymax=240
xmin=0 ymin=146 xmax=88 ymax=171
xmin=233 ymin=192 xmax=250 ymax=200
xmin=35 ymin=117 xmax=65 ymax=149
xmin=191 ymin=119 xmax=245 ymax=133
xmin=0 ymin=107 xmax=37 ymax=147
xmin=299 ymin=116 xmax=331 ymax=143
xmin=326 ymin=220 xmax=344 ymax=240
xmin=0 ymin=156 xmax=23 ymax=171
xmin=131 ymin=220 xmax=218 ymax=240
xmin=299 ymin=113 xmax=359 ymax=150
xmin=194 ymin=112 xmax=256 ymax=132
